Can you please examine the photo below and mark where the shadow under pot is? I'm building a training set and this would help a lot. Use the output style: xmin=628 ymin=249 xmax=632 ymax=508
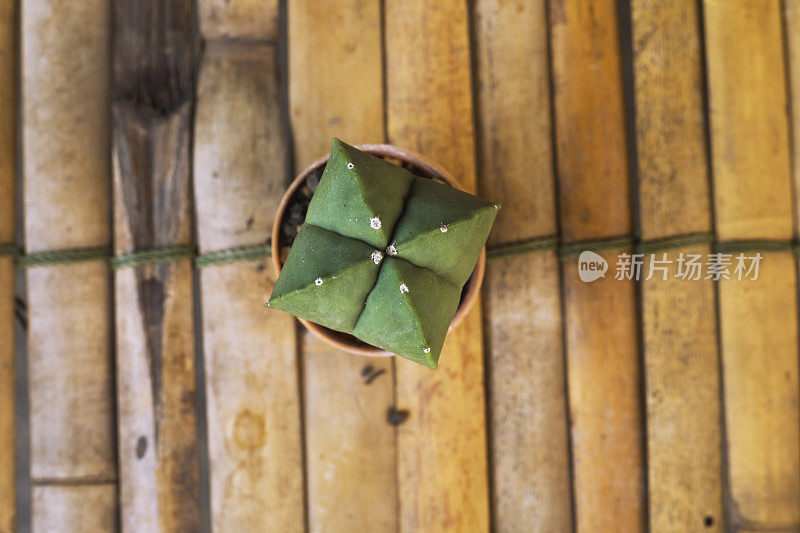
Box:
xmin=270 ymin=143 xmax=486 ymax=357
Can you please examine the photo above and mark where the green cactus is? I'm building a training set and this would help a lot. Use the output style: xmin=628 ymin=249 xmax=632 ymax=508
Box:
xmin=269 ymin=138 xmax=499 ymax=368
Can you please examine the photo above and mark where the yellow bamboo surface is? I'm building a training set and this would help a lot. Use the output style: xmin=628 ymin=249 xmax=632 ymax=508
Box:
xmin=632 ymin=1 xmax=723 ymax=530
xmin=9 ymin=1 xmax=800 ymax=531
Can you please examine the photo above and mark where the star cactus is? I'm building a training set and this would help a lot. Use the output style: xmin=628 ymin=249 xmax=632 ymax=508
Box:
xmin=268 ymin=138 xmax=499 ymax=368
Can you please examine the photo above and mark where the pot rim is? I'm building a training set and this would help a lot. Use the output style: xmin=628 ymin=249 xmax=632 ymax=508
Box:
xmin=270 ymin=143 xmax=486 ymax=357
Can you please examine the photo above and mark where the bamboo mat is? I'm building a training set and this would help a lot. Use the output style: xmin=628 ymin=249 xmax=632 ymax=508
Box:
xmin=2 ymin=0 xmax=800 ymax=531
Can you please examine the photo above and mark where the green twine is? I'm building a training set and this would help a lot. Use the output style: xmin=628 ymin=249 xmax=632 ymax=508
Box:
xmin=111 ymin=246 xmax=195 ymax=269
xmin=194 ymin=243 xmax=270 ymax=268
xmin=636 ymin=232 xmax=714 ymax=254
xmin=19 ymin=246 xmax=112 ymax=267
xmin=487 ymin=235 xmax=558 ymax=259
xmin=0 ymin=243 xmax=19 ymax=258
xmin=558 ymin=236 xmax=634 ymax=259
xmin=6 ymin=234 xmax=799 ymax=269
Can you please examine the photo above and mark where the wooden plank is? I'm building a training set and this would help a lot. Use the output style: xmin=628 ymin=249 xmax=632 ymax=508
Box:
xmin=385 ymin=2 xmax=490 ymax=530
xmin=787 ymin=0 xmax=800 ymax=235
xmin=718 ymin=253 xmax=800 ymax=530
xmin=474 ymin=0 xmax=556 ymax=244
xmin=21 ymin=0 xmax=117 ymax=525
xmin=473 ymin=1 xmax=571 ymax=530
xmin=560 ymin=250 xmax=643 ymax=532
xmin=631 ymin=1 xmax=723 ymax=530
xmin=641 ymin=246 xmax=723 ymax=531
xmin=302 ymin=334 xmax=397 ymax=532
xmin=483 ymin=251 xmax=572 ymax=531
xmin=703 ymin=0 xmax=792 ymax=241
xmin=549 ymin=0 xmax=630 ymax=242
xmin=193 ymin=42 xmax=305 ymax=531
xmin=199 ymin=0 xmax=278 ymax=41
xmin=549 ymin=1 xmax=644 ymax=530
xmin=111 ymin=2 xmax=200 ymax=530
xmin=32 ymin=485 xmax=117 ymax=532
xmin=0 ymin=0 xmax=15 ymax=529
xmin=704 ymin=1 xmax=799 ymax=529
xmin=288 ymin=1 xmax=397 ymax=530
xmin=632 ymin=0 xmax=710 ymax=239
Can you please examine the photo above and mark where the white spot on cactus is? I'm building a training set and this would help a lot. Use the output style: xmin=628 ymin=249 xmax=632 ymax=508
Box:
xmin=370 ymin=217 xmax=382 ymax=229
xmin=315 ymin=278 xmax=323 ymax=286
xmin=386 ymin=242 xmax=397 ymax=256
xmin=440 ymin=224 xmax=448 ymax=233
xmin=371 ymin=250 xmax=383 ymax=264
xmin=423 ymin=347 xmax=431 ymax=354
xmin=347 ymin=162 xmax=354 ymax=170
xmin=400 ymin=283 xmax=409 ymax=294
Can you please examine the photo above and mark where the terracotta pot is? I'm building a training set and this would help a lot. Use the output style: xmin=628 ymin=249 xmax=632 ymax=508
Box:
xmin=271 ymin=143 xmax=486 ymax=357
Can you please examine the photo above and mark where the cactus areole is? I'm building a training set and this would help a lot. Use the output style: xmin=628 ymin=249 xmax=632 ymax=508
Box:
xmin=268 ymin=138 xmax=500 ymax=368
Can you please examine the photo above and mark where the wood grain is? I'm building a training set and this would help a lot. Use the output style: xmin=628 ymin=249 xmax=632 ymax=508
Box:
xmin=787 ymin=1 xmax=800 ymax=235
xmin=473 ymin=0 xmax=556 ymax=244
xmin=704 ymin=1 xmax=799 ymax=529
xmin=549 ymin=0 xmax=630 ymax=242
xmin=112 ymin=1 xmax=200 ymax=529
xmin=385 ymin=1 xmax=490 ymax=530
xmin=0 ymin=0 xmax=15 ymax=529
xmin=632 ymin=0 xmax=710 ymax=240
xmin=631 ymin=2 xmax=723 ymax=530
xmin=483 ymin=251 xmax=572 ymax=532
xmin=473 ymin=1 xmax=571 ymax=530
xmin=703 ymin=0 xmax=793 ymax=241
xmin=641 ymin=247 xmax=723 ymax=531
xmin=194 ymin=42 xmax=305 ymax=532
xmin=288 ymin=1 xmax=397 ymax=530
xmin=199 ymin=0 xmax=278 ymax=41
xmin=550 ymin=1 xmax=643 ymax=530
xmin=561 ymin=250 xmax=643 ymax=532
xmin=21 ymin=0 xmax=117 ymax=525
xmin=718 ymin=253 xmax=800 ymax=530
xmin=32 ymin=485 xmax=117 ymax=532
xmin=302 ymin=333 xmax=397 ymax=532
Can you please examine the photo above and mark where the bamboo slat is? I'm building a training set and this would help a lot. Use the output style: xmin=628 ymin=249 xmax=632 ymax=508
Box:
xmin=288 ymin=1 xmax=397 ymax=530
xmin=641 ymin=247 xmax=722 ymax=530
xmin=193 ymin=41 xmax=305 ymax=531
xmin=31 ymin=486 xmax=116 ymax=532
xmin=473 ymin=1 xmax=571 ymax=530
xmin=199 ymin=0 xmax=278 ymax=41
xmin=718 ymin=254 xmax=800 ymax=530
xmin=789 ymin=1 xmax=800 ymax=236
xmin=703 ymin=0 xmax=793 ymax=241
xmin=631 ymin=1 xmax=723 ymax=530
xmin=704 ymin=1 xmax=800 ymax=529
xmin=112 ymin=2 xmax=201 ymax=530
xmin=21 ymin=1 xmax=117 ymax=528
xmin=0 ymin=0 xmax=15 ymax=530
xmin=474 ymin=0 xmax=556 ymax=245
xmin=549 ymin=1 xmax=644 ymax=530
xmin=385 ymin=2 xmax=490 ymax=530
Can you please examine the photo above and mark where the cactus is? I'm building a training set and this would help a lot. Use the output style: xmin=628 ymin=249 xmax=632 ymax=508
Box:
xmin=269 ymin=138 xmax=499 ymax=368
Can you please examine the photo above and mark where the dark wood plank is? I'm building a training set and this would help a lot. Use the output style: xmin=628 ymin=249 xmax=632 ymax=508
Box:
xmin=112 ymin=2 xmax=201 ymax=529
xmin=193 ymin=41 xmax=305 ymax=531
xmin=21 ymin=1 xmax=117 ymax=528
